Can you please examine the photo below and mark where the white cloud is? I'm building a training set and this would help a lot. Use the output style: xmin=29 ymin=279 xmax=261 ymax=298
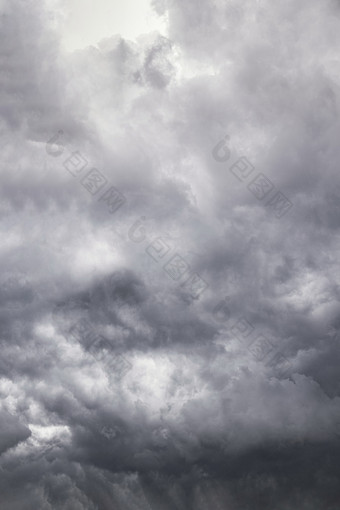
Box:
xmin=55 ymin=0 xmax=168 ymax=51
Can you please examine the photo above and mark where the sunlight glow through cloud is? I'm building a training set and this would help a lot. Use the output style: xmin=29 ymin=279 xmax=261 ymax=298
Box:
xmin=55 ymin=0 xmax=168 ymax=51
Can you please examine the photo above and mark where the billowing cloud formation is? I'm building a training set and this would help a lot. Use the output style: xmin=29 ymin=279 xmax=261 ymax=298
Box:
xmin=1 ymin=0 xmax=340 ymax=508
xmin=0 ymin=410 xmax=31 ymax=455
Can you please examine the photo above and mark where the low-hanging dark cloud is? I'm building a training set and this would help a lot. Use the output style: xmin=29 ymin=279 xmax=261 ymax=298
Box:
xmin=1 ymin=0 xmax=340 ymax=508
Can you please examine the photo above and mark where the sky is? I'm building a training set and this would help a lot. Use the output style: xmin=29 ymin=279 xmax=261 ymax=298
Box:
xmin=1 ymin=0 xmax=340 ymax=508
xmin=53 ymin=0 xmax=168 ymax=52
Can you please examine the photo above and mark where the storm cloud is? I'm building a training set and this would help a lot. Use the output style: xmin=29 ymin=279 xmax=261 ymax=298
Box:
xmin=1 ymin=0 xmax=340 ymax=508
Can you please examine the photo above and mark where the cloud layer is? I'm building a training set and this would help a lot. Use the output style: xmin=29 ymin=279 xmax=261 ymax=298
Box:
xmin=1 ymin=0 xmax=340 ymax=508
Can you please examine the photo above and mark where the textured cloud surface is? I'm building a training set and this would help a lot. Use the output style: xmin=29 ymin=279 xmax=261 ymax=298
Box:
xmin=1 ymin=0 xmax=340 ymax=508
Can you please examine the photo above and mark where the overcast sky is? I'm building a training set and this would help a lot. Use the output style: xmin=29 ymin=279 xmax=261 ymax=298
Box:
xmin=1 ymin=0 xmax=340 ymax=508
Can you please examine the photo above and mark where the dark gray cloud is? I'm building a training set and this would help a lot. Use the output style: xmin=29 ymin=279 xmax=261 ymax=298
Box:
xmin=1 ymin=0 xmax=340 ymax=508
